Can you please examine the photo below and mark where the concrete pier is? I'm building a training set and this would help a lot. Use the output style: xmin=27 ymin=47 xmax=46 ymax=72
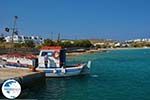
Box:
xmin=0 ymin=68 xmax=45 ymax=90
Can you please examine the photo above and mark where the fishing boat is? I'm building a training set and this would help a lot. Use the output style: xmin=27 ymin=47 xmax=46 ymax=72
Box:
xmin=0 ymin=46 xmax=91 ymax=77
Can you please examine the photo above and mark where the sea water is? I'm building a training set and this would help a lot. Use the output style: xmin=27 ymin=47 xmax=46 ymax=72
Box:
xmin=2 ymin=48 xmax=150 ymax=100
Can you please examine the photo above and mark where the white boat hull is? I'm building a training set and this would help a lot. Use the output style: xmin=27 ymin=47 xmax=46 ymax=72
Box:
xmin=36 ymin=64 xmax=90 ymax=77
xmin=4 ymin=62 xmax=91 ymax=77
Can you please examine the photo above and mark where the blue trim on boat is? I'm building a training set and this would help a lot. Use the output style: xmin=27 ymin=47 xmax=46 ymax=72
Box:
xmin=43 ymin=68 xmax=82 ymax=74
xmin=66 ymin=68 xmax=81 ymax=72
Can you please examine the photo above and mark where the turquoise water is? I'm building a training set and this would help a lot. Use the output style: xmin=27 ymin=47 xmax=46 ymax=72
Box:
xmin=2 ymin=49 xmax=150 ymax=100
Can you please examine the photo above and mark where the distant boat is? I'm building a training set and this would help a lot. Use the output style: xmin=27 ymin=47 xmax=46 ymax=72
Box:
xmin=0 ymin=46 xmax=91 ymax=77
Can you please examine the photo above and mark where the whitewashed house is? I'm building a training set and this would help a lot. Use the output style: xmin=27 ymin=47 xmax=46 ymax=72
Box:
xmin=5 ymin=35 xmax=43 ymax=45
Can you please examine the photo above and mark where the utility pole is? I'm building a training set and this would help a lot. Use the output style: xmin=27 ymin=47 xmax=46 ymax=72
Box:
xmin=51 ymin=32 xmax=53 ymax=40
xmin=57 ymin=33 xmax=60 ymax=42
xmin=57 ymin=33 xmax=61 ymax=45
xmin=12 ymin=16 xmax=18 ymax=44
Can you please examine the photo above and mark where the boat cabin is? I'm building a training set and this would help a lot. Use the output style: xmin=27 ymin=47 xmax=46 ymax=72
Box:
xmin=38 ymin=46 xmax=66 ymax=68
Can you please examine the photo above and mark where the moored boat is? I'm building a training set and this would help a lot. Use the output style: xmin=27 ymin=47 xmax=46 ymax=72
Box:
xmin=0 ymin=46 xmax=91 ymax=77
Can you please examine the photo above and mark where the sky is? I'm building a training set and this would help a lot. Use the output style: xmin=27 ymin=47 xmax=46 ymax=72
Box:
xmin=0 ymin=0 xmax=150 ymax=40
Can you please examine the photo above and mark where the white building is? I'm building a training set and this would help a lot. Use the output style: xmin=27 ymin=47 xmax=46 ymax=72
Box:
xmin=114 ymin=42 xmax=121 ymax=47
xmin=126 ymin=38 xmax=150 ymax=43
xmin=5 ymin=35 xmax=43 ymax=45
xmin=93 ymin=43 xmax=105 ymax=46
